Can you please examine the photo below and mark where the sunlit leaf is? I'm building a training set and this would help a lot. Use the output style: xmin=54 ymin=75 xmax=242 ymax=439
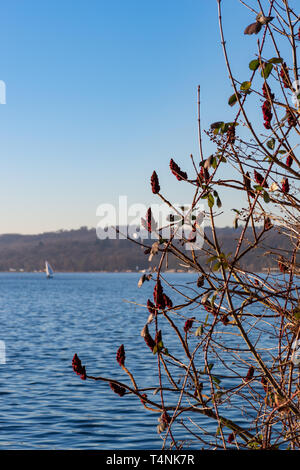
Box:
xmin=249 ymin=59 xmax=259 ymax=71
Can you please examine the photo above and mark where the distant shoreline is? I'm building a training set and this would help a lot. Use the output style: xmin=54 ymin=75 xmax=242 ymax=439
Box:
xmin=0 ymin=270 xmax=283 ymax=274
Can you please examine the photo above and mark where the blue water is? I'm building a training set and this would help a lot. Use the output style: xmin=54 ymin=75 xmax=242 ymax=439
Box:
xmin=0 ymin=272 xmax=286 ymax=449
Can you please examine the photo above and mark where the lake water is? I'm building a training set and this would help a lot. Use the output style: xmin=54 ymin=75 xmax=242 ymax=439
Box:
xmin=0 ymin=272 xmax=285 ymax=449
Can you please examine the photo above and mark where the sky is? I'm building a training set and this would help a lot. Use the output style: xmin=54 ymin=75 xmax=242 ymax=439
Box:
xmin=0 ymin=0 xmax=295 ymax=234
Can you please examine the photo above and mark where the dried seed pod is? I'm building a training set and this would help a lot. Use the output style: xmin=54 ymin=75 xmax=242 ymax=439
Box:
xmin=245 ymin=366 xmax=254 ymax=382
xmin=286 ymin=154 xmax=293 ymax=168
xmin=170 ymin=158 xmax=188 ymax=181
xmin=262 ymin=83 xmax=274 ymax=100
xmin=163 ymin=294 xmax=173 ymax=309
xmin=244 ymin=171 xmax=255 ymax=198
xmin=262 ymin=100 xmax=272 ymax=129
xmin=147 ymin=299 xmax=156 ymax=315
xmin=141 ymin=324 xmax=156 ymax=351
xmin=226 ymin=125 xmax=236 ymax=144
xmin=281 ymin=177 xmax=289 ymax=194
xmin=244 ymin=21 xmax=262 ymax=35
xmin=278 ymin=256 xmax=288 ymax=273
xmin=153 ymin=280 xmax=166 ymax=309
xmin=286 ymin=109 xmax=297 ymax=127
xmin=150 ymin=171 xmax=160 ymax=194
xmin=116 ymin=344 xmax=125 ymax=367
xmin=261 ymin=377 xmax=268 ymax=393
xmin=184 ymin=318 xmax=195 ymax=333
xmin=197 ymin=275 xmax=204 ymax=288
xmin=109 ymin=382 xmax=126 ymax=397
xmin=72 ymin=354 xmax=87 ymax=380
xmin=254 ymin=170 xmax=268 ymax=188
xmin=264 ymin=216 xmax=273 ymax=231
xmin=280 ymin=62 xmax=290 ymax=89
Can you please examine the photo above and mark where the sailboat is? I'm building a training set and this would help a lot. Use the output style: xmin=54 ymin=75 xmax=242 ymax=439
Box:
xmin=45 ymin=260 xmax=54 ymax=279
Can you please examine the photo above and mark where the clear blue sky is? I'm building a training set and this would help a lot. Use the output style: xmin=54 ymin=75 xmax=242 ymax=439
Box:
xmin=0 ymin=0 xmax=292 ymax=234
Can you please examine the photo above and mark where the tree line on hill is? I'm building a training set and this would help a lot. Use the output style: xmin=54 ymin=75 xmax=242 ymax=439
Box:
xmin=0 ymin=225 xmax=292 ymax=272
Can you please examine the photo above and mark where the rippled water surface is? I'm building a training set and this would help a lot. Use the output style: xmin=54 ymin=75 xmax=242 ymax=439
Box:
xmin=0 ymin=272 xmax=281 ymax=449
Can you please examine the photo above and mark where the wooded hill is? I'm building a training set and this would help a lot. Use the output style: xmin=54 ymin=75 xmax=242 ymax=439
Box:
xmin=0 ymin=226 xmax=292 ymax=272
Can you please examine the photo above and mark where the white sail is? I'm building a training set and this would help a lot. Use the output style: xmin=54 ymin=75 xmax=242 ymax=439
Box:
xmin=45 ymin=260 xmax=54 ymax=278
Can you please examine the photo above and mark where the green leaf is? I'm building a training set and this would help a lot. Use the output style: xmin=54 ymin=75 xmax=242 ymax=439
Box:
xmin=210 ymin=121 xmax=224 ymax=130
xmin=220 ymin=122 xmax=229 ymax=133
xmin=228 ymin=93 xmax=241 ymax=106
xmin=263 ymin=191 xmax=270 ymax=203
xmin=240 ymin=81 xmax=251 ymax=91
xmin=267 ymin=138 xmax=275 ymax=150
xmin=195 ymin=325 xmax=203 ymax=337
xmin=207 ymin=194 xmax=215 ymax=208
xmin=249 ymin=59 xmax=259 ymax=71
xmin=153 ymin=340 xmax=164 ymax=355
xmin=212 ymin=375 xmax=221 ymax=385
xmin=268 ymin=57 xmax=283 ymax=64
xmin=216 ymin=197 xmax=222 ymax=208
xmin=213 ymin=261 xmax=221 ymax=272
xmin=261 ymin=62 xmax=273 ymax=79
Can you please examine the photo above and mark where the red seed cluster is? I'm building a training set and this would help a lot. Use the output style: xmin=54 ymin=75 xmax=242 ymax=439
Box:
xmin=109 ymin=382 xmax=126 ymax=397
xmin=245 ymin=366 xmax=254 ymax=382
xmin=184 ymin=318 xmax=194 ymax=333
xmin=286 ymin=154 xmax=293 ymax=167
xmin=151 ymin=171 xmax=160 ymax=194
xmin=264 ymin=217 xmax=273 ymax=231
xmin=170 ymin=158 xmax=188 ymax=181
xmin=147 ymin=299 xmax=156 ymax=315
xmin=140 ymin=393 xmax=147 ymax=405
xmin=228 ymin=433 xmax=234 ymax=444
xmin=197 ymin=166 xmax=209 ymax=186
xmin=278 ymin=257 xmax=288 ymax=273
xmin=161 ymin=410 xmax=171 ymax=425
xmin=116 ymin=344 xmax=125 ymax=367
xmin=261 ymin=377 xmax=268 ymax=393
xmin=262 ymin=83 xmax=274 ymax=101
xmin=280 ymin=62 xmax=290 ymax=89
xmin=244 ymin=171 xmax=255 ymax=198
xmin=221 ymin=314 xmax=229 ymax=325
xmin=142 ymin=324 xmax=156 ymax=351
xmin=145 ymin=208 xmax=152 ymax=233
xmin=286 ymin=109 xmax=297 ymax=127
xmin=72 ymin=354 xmax=86 ymax=380
xmin=226 ymin=125 xmax=236 ymax=144
xmin=153 ymin=280 xmax=166 ymax=310
xmin=254 ymin=170 xmax=268 ymax=188
xmin=163 ymin=294 xmax=173 ymax=309
xmin=262 ymin=100 xmax=272 ymax=129
xmin=282 ymin=177 xmax=289 ymax=194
